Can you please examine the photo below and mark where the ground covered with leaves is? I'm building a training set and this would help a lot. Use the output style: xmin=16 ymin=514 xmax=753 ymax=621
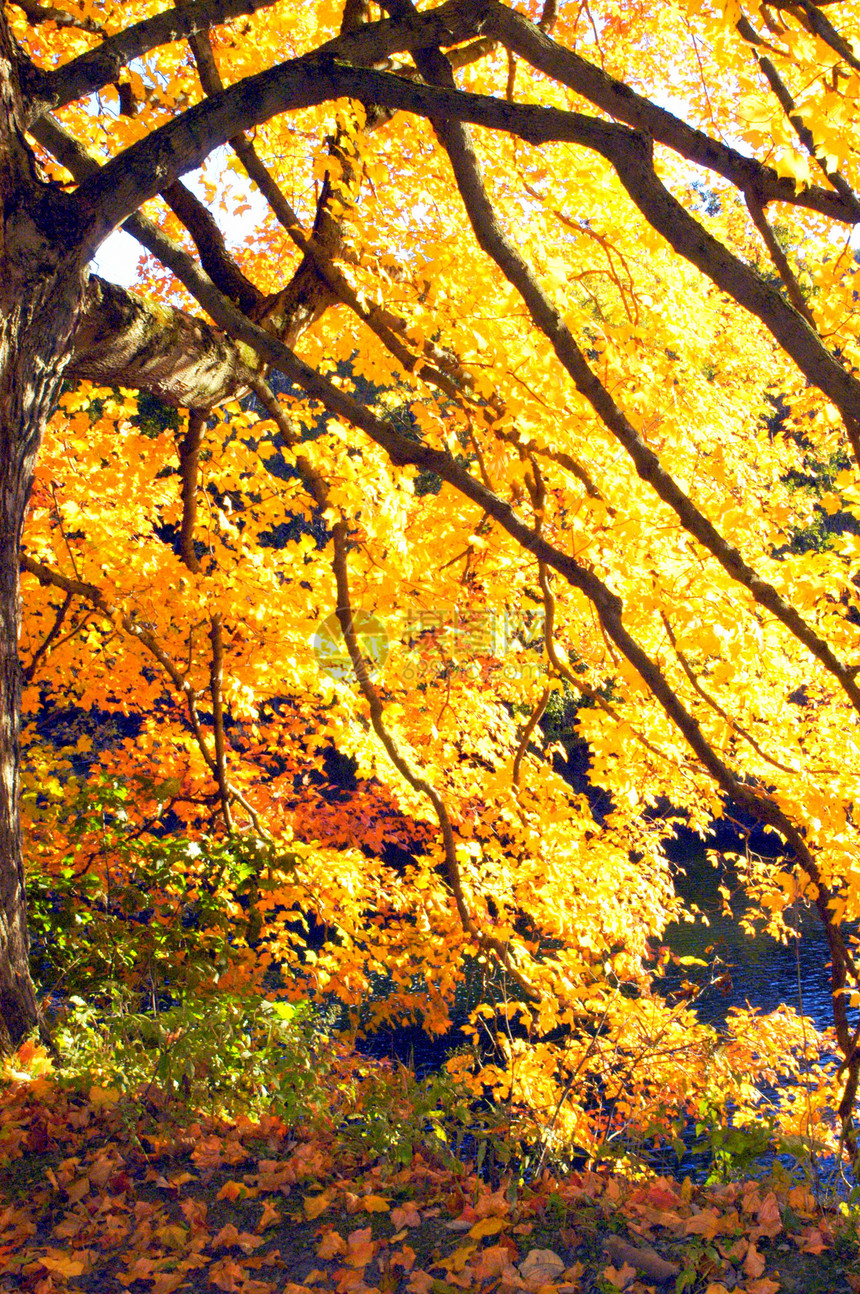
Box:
xmin=2 ymin=1045 xmax=859 ymax=1294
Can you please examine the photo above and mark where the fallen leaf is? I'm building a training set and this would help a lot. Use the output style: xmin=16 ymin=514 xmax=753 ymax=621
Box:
xmin=89 ymin=1085 xmax=121 ymax=1108
xmin=256 ymin=1199 xmax=281 ymax=1232
xmin=472 ymin=1244 xmax=517 ymax=1281
xmin=38 ymin=1254 xmax=86 ymax=1278
xmin=360 ymin=1194 xmax=389 ymax=1212
xmin=744 ymin=1242 xmax=765 ymax=1279
xmin=796 ymin=1225 xmax=829 ymax=1254
xmin=345 ymin=1226 xmax=376 ymax=1268
xmin=787 ymin=1186 xmax=815 ymax=1216
xmin=391 ymin=1244 xmax=416 ymax=1273
xmin=441 ymin=1241 xmax=477 ymax=1273
xmin=208 ymin=1256 xmax=247 ymax=1291
xmin=602 ymin=1261 xmax=636 ymax=1290
xmin=212 ymin=1223 xmax=262 ymax=1253
xmin=149 ymin=1274 xmax=189 ymax=1294
xmin=304 ymin=1191 xmax=333 ymax=1220
xmin=645 ymin=1181 xmax=682 ymax=1211
xmin=469 ymin=1216 xmax=507 ymax=1239
xmin=157 ymin=1223 xmax=188 ymax=1248
xmin=756 ymin=1193 xmax=782 ymax=1239
xmin=685 ymin=1209 xmax=721 ymax=1239
xmin=392 ymin=1203 xmax=421 ymax=1228
xmin=317 ymin=1230 xmax=347 ymax=1260
xmin=520 ymin=1248 xmax=566 ymax=1285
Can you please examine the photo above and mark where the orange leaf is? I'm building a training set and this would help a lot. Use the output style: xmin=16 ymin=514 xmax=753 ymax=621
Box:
xmin=256 ymin=1199 xmax=281 ymax=1232
xmin=88 ymin=1084 xmax=121 ymax=1108
xmin=602 ymin=1261 xmax=636 ymax=1289
xmin=391 ymin=1204 xmax=421 ymax=1228
xmin=685 ymin=1209 xmax=721 ymax=1239
xmin=317 ymin=1230 xmax=347 ymax=1259
xmin=345 ymin=1226 xmax=376 ymax=1268
xmin=391 ymin=1244 xmax=417 ymax=1273
xmin=149 ymin=1274 xmax=189 ymax=1294
xmin=756 ymin=1193 xmax=782 ymax=1238
xmin=208 ymin=1256 xmax=247 ymax=1291
xmin=442 ymin=1242 xmax=477 ymax=1273
xmin=797 ymin=1225 xmax=829 ymax=1254
xmin=360 ymin=1194 xmax=389 ymax=1213
xmin=304 ymin=1191 xmax=333 ymax=1220
xmin=743 ymin=1242 xmax=765 ymax=1279
xmin=39 ymin=1254 xmax=86 ymax=1278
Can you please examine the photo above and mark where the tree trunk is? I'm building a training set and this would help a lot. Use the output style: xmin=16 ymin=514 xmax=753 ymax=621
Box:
xmin=0 ymin=265 xmax=86 ymax=1052
xmin=0 ymin=9 xmax=89 ymax=1052
xmin=0 ymin=425 xmax=40 ymax=1054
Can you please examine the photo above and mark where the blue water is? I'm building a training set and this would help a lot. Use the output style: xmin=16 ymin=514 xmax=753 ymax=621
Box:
xmin=663 ymin=835 xmax=836 ymax=1034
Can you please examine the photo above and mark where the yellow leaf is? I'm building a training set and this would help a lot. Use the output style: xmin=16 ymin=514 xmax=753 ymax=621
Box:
xmin=89 ymin=1085 xmax=121 ymax=1107
xmin=444 ymin=1242 xmax=477 ymax=1272
xmin=304 ymin=1191 xmax=333 ymax=1219
xmin=469 ymin=1216 xmax=507 ymax=1238
xmin=39 ymin=1254 xmax=86 ymax=1277
xmin=360 ymin=1194 xmax=389 ymax=1212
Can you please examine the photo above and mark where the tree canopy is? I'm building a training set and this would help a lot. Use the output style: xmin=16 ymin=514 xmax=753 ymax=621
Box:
xmin=3 ymin=0 xmax=860 ymax=1167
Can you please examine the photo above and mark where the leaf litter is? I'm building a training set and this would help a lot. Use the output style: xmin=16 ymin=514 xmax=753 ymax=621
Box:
xmin=1 ymin=1062 xmax=859 ymax=1294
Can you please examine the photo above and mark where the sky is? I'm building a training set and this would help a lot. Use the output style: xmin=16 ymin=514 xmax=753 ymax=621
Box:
xmin=92 ymin=228 xmax=144 ymax=287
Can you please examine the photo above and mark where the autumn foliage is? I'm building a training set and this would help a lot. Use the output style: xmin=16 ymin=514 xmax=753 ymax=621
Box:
xmin=4 ymin=0 xmax=860 ymax=1212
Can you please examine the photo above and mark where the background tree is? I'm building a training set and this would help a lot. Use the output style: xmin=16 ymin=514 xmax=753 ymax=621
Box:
xmin=4 ymin=0 xmax=860 ymax=1156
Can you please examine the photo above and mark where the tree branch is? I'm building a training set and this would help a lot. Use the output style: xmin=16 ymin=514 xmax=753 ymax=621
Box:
xmin=58 ymin=55 xmax=860 ymax=442
xmin=31 ymin=0 xmax=282 ymax=120
xmin=481 ymin=0 xmax=860 ymax=225
xmin=388 ymin=21 xmax=860 ymax=718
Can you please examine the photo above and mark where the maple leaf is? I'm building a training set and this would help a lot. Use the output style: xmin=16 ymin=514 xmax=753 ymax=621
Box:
xmin=469 ymin=1216 xmax=507 ymax=1239
xmin=212 ymin=1223 xmax=262 ymax=1253
xmin=38 ymin=1253 xmax=86 ymax=1278
xmin=344 ymin=1226 xmax=377 ymax=1268
xmin=256 ymin=1199 xmax=281 ymax=1233
xmin=149 ymin=1273 xmax=190 ymax=1294
xmin=685 ymin=1209 xmax=722 ymax=1239
xmin=743 ymin=1241 xmax=766 ymax=1279
xmin=796 ymin=1225 xmax=830 ymax=1253
xmin=89 ymin=1085 xmax=121 ymax=1108
xmin=317 ymin=1229 xmax=347 ymax=1260
xmin=390 ymin=1244 xmax=417 ymax=1273
xmin=391 ymin=1203 xmax=421 ymax=1229
xmin=304 ymin=1192 xmax=333 ymax=1220
xmin=208 ymin=1256 xmax=248 ymax=1291
xmin=6 ymin=0 xmax=860 ymax=1236
xmin=358 ymin=1194 xmax=389 ymax=1213
xmin=602 ymin=1261 xmax=636 ymax=1289
xmin=405 ymin=1273 xmax=434 ymax=1294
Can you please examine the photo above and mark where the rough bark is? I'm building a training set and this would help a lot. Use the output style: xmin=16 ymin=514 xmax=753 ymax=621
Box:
xmin=67 ymin=276 xmax=251 ymax=408
xmin=0 ymin=10 xmax=89 ymax=1050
